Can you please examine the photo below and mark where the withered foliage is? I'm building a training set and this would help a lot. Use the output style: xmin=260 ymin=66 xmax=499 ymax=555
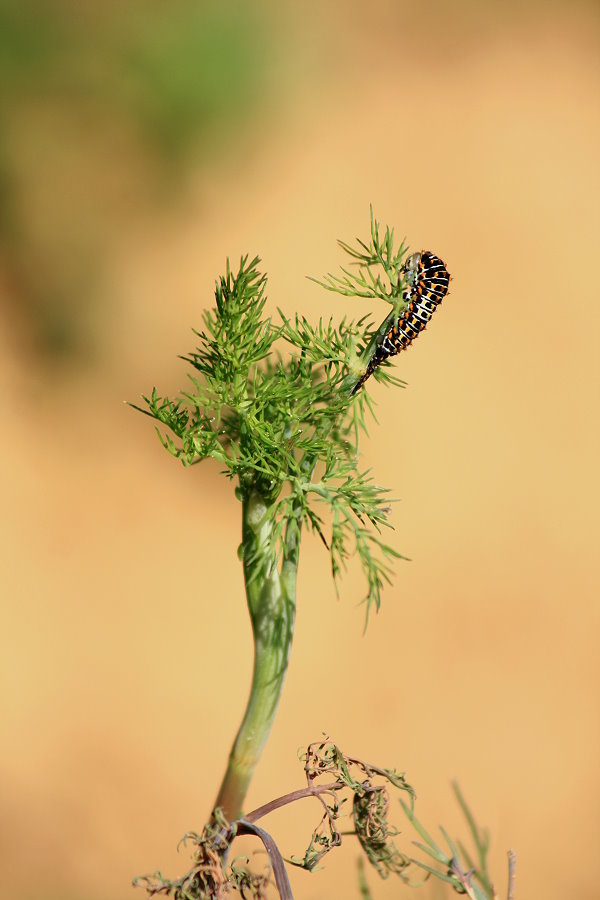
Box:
xmin=135 ymin=739 xmax=509 ymax=900
xmin=134 ymin=740 xmax=415 ymax=900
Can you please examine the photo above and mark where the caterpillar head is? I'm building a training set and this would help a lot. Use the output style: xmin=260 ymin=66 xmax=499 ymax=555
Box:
xmin=401 ymin=251 xmax=421 ymax=300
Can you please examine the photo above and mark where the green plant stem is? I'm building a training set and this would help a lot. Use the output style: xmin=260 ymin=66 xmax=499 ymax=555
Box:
xmin=214 ymin=489 xmax=297 ymax=820
xmin=214 ymin=377 xmax=364 ymax=820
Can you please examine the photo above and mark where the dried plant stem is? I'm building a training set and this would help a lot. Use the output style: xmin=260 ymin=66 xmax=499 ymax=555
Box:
xmin=507 ymin=850 xmax=517 ymax=900
xmin=244 ymin=782 xmax=342 ymax=824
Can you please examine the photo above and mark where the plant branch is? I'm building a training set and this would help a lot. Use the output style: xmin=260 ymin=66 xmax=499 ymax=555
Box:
xmin=243 ymin=782 xmax=342 ymax=824
xmin=235 ymin=820 xmax=294 ymax=900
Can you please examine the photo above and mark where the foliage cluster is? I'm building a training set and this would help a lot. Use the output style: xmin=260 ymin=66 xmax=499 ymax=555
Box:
xmin=134 ymin=214 xmax=415 ymax=619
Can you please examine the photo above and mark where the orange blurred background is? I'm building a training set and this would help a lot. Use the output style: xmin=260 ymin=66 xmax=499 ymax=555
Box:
xmin=1 ymin=1 xmax=599 ymax=898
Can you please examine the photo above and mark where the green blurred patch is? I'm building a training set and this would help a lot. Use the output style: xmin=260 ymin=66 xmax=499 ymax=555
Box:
xmin=116 ymin=4 xmax=269 ymax=162
xmin=0 ymin=0 xmax=276 ymax=358
xmin=0 ymin=0 xmax=271 ymax=160
xmin=0 ymin=1 xmax=65 ymax=91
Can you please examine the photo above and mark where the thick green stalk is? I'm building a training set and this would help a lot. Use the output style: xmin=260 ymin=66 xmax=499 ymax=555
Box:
xmin=214 ymin=489 xmax=297 ymax=820
xmin=214 ymin=386 xmax=361 ymax=820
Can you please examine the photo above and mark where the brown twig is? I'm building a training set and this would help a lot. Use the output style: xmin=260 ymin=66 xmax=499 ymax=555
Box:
xmin=236 ymin=820 xmax=294 ymax=900
xmin=243 ymin=781 xmax=342 ymax=824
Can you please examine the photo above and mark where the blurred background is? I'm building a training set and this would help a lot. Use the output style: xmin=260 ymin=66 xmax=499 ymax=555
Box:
xmin=1 ymin=0 xmax=599 ymax=897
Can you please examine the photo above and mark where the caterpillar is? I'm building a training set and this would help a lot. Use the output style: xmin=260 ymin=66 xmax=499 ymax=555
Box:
xmin=351 ymin=250 xmax=451 ymax=395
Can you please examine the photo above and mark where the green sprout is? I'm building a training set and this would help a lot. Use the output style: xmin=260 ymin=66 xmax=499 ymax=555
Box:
xmin=132 ymin=212 xmax=415 ymax=822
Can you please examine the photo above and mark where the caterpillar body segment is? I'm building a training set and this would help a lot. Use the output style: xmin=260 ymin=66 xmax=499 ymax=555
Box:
xmin=351 ymin=251 xmax=450 ymax=395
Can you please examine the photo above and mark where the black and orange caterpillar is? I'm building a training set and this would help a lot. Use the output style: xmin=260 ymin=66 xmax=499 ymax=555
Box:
xmin=351 ymin=250 xmax=451 ymax=395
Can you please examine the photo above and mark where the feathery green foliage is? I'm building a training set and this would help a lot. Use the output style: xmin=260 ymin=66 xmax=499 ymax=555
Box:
xmin=310 ymin=207 xmax=410 ymax=305
xmin=133 ymin=214 xmax=418 ymax=617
